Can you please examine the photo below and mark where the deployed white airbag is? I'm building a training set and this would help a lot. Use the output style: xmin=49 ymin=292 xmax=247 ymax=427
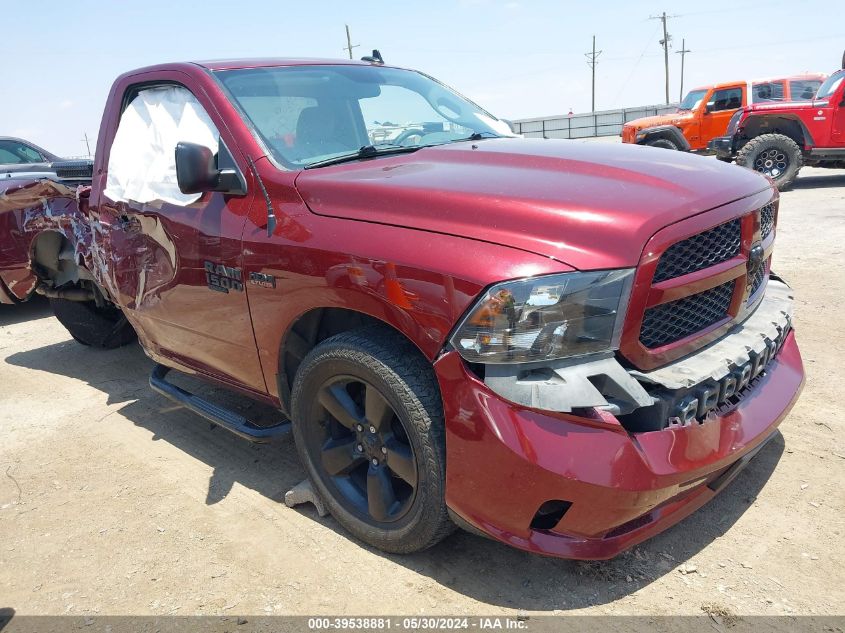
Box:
xmin=104 ymin=86 xmax=219 ymax=206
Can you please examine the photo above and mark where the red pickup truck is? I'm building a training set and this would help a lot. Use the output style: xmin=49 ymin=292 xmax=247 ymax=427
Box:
xmin=0 ymin=57 xmax=804 ymax=560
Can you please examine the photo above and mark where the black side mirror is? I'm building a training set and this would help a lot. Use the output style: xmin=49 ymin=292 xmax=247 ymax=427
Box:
xmin=175 ymin=142 xmax=246 ymax=196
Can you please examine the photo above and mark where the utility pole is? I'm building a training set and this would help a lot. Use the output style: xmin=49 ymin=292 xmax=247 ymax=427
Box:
xmin=650 ymin=12 xmax=673 ymax=104
xmin=676 ymin=39 xmax=691 ymax=101
xmin=584 ymin=35 xmax=602 ymax=113
xmin=80 ymin=133 xmax=91 ymax=158
xmin=343 ymin=24 xmax=359 ymax=60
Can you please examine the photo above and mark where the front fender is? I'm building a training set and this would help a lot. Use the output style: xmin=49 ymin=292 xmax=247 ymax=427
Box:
xmin=740 ymin=114 xmax=815 ymax=148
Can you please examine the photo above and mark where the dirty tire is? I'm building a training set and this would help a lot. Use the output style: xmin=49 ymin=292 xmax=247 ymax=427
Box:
xmin=735 ymin=133 xmax=802 ymax=190
xmin=49 ymin=298 xmax=136 ymax=349
xmin=645 ymin=138 xmax=679 ymax=150
xmin=291 ymin=326 xmax=454 ymax=554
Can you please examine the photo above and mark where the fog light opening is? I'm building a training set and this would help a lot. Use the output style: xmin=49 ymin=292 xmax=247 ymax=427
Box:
xmin=530 ymin=500 xmax=573 ymax=531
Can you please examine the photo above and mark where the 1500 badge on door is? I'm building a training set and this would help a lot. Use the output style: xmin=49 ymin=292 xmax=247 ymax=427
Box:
xmin=204 ymin=261 xmax=243 ymax=293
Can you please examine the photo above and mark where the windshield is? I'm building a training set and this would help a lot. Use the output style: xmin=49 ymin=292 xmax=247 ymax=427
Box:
xmin=679 ymin=89 xmax=708 ymax=110
xmin=215 ymin=65 xmax=514 ymax=168
xmin=816 ymin=71 xmax=844 ymax=100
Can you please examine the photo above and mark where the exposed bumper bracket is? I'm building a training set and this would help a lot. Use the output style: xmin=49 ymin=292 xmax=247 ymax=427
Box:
xmin=484 ymin=353 xmax=655 ymax=415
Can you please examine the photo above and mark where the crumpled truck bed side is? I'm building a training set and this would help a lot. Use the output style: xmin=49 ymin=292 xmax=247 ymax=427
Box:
xmin=0 ymin=178 xmax=93 ymax=302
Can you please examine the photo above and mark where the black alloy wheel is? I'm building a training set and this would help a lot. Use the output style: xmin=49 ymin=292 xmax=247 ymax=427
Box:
xmin=307 ymin=375 xmax=418 ymax=523
xmin=753 ymin=147 xmax=790 ymax=179
xmin=290 ymin=326 xmax=453 ymax=553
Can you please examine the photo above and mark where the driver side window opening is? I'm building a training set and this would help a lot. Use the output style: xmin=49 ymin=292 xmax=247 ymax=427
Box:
xmin=709 ymin=87 xmax=743 ymax=112
xmin=104 ymin=84 xmax=220 ymax=207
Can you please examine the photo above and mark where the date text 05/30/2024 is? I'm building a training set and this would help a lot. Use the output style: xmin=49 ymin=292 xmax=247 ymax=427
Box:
xmin=307 ymin=617 xmax=529 ymax=630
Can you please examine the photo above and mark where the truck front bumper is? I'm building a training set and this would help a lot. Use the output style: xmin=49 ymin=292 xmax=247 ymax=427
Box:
xmin=709 ymin=135 xmax=735 ymax=159
xmin=434 ymin=330 xmax=804 ymax=560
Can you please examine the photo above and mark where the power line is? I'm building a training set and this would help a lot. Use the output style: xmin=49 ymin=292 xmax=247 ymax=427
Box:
xmin=611 ymin=22 xmax=661 ymax=107
xmin=343 ymin=24 xmax=359 ymax=60
xmin=584 ymin=35 xmax=602 ymax=112
xmin=676 ymin=39 xmax=692 ymax=101
xmin=649 ymin=12 xmax=677 ymax=104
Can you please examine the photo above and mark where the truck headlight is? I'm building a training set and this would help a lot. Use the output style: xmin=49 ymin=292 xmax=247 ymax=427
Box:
xmin=450 ymin=269 xmax=634 ymax=364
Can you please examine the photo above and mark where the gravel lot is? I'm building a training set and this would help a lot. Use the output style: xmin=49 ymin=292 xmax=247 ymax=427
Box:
xmin=1 ymin=164 xmax=843 ymax=619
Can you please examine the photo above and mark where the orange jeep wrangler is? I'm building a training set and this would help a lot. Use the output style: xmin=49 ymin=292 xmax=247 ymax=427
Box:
xmin=621 ymin=74 xmax=825 ymax=152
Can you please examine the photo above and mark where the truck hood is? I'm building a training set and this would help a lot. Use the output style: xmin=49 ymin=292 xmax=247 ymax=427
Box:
xmin=622 ymin=111 xmax=693 ymax=131
xmin=294 ymin=138 xmax=771 ymax=270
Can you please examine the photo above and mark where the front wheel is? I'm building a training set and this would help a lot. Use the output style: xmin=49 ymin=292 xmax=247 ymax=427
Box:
xmin=735 ymin=133 xmax=802 ymax=190
xmin=644 ymin=138 xmax=679 ymax=150
xmin=290 ymin=326 xmax=453 ymax=554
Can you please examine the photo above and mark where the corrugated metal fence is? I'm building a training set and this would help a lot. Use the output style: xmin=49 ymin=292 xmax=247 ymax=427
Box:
xmin=512 ymin=103 xmax=679 ymax=139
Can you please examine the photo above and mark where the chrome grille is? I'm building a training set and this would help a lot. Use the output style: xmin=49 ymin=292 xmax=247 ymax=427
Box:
xmin=652 ymin=219 xmax=741 ymax=283
xmin=639 ymin=281 xmax=735 ymax=348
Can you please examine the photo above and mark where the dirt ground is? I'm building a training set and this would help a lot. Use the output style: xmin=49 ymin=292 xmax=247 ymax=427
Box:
xmin=1 ymin=165 xmax=844 ymax=619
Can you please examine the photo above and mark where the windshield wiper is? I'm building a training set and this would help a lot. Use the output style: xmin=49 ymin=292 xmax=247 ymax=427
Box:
xmin=453 ymin=131 xmax=501 ymax=142
xmin=304 ymin=144 xmax=422 ymax=169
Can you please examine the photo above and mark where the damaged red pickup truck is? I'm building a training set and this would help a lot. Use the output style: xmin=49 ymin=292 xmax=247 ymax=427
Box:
xmin=0 ymin=58 xmax=804 ymax=559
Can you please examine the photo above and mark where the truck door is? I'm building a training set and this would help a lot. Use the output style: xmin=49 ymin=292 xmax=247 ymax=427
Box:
xmin=91 ymin=78 xmax=267 ymax=393
xmin=700 ymin=85 xmax=744 ymax=144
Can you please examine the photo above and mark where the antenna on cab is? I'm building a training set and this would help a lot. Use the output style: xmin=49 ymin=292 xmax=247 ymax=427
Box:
xmin=361 ymin=50 xmax=384 ymax=65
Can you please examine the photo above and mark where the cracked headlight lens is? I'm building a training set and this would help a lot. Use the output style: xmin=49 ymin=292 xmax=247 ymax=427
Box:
xmin=451 ymin=269 xmax=634 ymax=364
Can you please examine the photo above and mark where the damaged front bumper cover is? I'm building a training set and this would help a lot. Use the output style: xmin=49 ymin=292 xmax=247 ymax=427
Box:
xmin=436 ymin=279 xmax=803 ymax=560
xmin=482 ymin=279 xmax=794 ymax=430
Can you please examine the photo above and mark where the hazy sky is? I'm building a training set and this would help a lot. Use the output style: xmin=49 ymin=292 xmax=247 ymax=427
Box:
xmin=3 ymin=0 xmax=840 ymax=157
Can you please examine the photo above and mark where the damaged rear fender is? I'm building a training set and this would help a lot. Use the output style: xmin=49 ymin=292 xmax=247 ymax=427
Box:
xmin=0 ymin=178 xmax=95 ymax=301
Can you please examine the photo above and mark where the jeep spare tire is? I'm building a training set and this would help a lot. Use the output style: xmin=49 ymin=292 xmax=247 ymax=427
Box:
xmin=735 ymin=133 xmax=802 ymax=190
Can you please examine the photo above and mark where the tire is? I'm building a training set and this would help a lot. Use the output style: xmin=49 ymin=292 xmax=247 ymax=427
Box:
xmin=290 ymin=326 xmax=453 ymax=554
xmin=735 ymin=133 xmax=802 ymax=190
xmin=49 ymin=298 xmax=136 ymax=349
xmin=644 ymin=138 xmax=679 ymax=150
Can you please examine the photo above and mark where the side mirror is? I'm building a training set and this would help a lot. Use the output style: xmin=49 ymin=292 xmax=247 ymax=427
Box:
xmin=175 ymin=142 xmax=246 ymax=196
xmin=704 ymin=102 xmax=715 ymax=113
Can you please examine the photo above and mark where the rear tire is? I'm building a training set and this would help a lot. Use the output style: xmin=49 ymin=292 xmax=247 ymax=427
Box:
xmin=290 ymin=326 xmax=453 ymax=554
xmin=735 ymin=133 xmax=802 ymax=190
xmin=49 ymin=298 xmax=136 ymax=349
xmin=644 ymin=138 xmax=679 ymax=150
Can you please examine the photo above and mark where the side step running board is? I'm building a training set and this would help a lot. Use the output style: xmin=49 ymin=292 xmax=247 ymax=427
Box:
xmin=149 ymin=364 xmax=291 ymax=443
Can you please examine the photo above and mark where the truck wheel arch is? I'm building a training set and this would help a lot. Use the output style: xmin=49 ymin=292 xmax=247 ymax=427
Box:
xmin=276 ymin=305 xmax=437 ymax=414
